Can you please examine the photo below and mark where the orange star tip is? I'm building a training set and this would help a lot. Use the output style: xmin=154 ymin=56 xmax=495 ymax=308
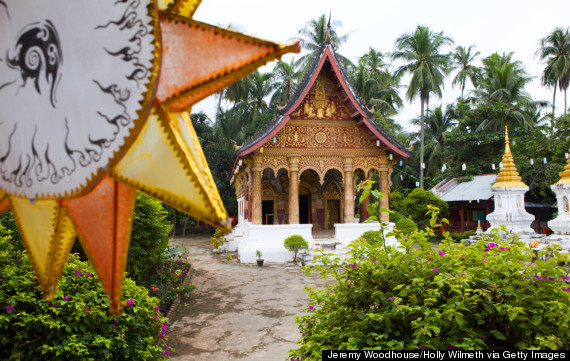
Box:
xmin=156 ymin=13 xmax=300 ymax=111
xmin=62 ymin=176 xmax=136 ymax=314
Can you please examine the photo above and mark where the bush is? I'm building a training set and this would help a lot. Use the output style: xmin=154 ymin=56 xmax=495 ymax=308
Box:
xmin=389 ymin=210 xmax=403 ymax=224
xmin=289 ymin=213 xmax=570 ymax=357
xmin=395 ymin=218 xmax=417 ymax=237
xmin=400 ymin=188 xmax=449 ymax=226
xmin=283 ymin=235 xmax=308 ymax=262
xmin=0 ymin=230 xmax=171 ymax=360
xmin=128 ymin=192 xmax=172 ymax=283
xmin=360 ymin=231 xmax=382 ymax=246
xmin=449 ymin=230 xmax=476 ymax=242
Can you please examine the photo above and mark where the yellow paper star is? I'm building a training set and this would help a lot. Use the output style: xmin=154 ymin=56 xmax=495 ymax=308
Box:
xmin=0 ymin=0 xmax=299 ymax=313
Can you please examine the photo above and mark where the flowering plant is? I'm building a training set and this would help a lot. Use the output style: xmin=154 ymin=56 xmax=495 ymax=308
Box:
xmin=289 ymin=208 xmax=570 ymax=358
xmin=0 ymin=229 xmax=172 ymax=360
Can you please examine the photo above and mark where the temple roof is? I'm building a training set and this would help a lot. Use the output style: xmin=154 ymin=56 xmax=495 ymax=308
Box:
xmin=232 ymin=44 xmax=411 ymax=168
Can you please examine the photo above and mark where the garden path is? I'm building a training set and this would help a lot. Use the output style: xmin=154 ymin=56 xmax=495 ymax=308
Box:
xmin=167 ymin=235 xmax=323 ymax=360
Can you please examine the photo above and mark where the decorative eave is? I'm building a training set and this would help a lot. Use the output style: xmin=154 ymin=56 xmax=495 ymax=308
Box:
xmin=230 ymin=44 xmax=411 ymax=177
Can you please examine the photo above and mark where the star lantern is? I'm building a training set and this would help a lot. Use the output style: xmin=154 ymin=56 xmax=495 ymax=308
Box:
xmin=0 ymin=0 xmax=299 ymax=313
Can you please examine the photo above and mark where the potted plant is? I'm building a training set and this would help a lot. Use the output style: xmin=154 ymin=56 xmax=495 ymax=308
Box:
xmin=256 ymin=250 xmax=264 ymax=267
xmin=283 ymin=235 xmax=308 ymax=264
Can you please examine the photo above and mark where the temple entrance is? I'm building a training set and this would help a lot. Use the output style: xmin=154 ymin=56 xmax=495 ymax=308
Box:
xmin=262 ymin=200 xmax=274 ymax=225
xmin=299 ymin=195 xmax=310 ymax=224
xmin=327 ymin=200 xmax=340 ymax=229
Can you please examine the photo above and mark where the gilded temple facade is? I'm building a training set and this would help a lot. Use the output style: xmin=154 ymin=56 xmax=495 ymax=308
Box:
xmin=228 ymin=42 xmax=410 ymax=262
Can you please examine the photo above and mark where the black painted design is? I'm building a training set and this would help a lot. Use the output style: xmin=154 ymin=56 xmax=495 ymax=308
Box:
xmin=0 ymin=0 xmax=153 ymax=193
xmin=7 ymin=20 xmax=61 ymax=107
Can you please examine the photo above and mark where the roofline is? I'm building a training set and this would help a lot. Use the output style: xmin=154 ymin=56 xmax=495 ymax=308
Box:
xmin=230 ymin=45 xmax=411 ymax=177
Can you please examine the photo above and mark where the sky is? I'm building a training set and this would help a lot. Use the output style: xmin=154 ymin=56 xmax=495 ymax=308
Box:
xmin=191 ymin=0 xmax=570 ymax=132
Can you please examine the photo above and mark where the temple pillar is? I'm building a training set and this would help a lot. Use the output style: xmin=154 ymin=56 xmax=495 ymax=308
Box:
xmin=251 ymin=156 xmax=262 ymax=225
xmin=288 ymin=156 xmax=300 ymax=224
xmin=359 ymin=172 xmax=370 ymax=222
xmin=379 ymin=169 xmax=390 ymax=222
xmin=343 ymin=157 xmax=354 ymax=223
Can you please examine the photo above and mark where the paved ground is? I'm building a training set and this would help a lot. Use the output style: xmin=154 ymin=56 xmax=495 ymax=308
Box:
xmin=167 ymin=235 xmax=324 ymax=361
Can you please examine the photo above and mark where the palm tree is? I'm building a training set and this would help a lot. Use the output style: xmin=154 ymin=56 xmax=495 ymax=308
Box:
xmin=469 ymin=52 xmax=544 ymax=132
xmin=242 ymin=71 xmax=275 ymax=121
xmin=392 ymin=25 xmax=454 ymax=188
xmin=361 ymin=47 xmax=386 ymax=78
xmin=291 ymin=14 xmax=352 ymax=69
xmin=451 ymin=45 xmax=480 ymax=99
xmin=271 ymin=58 xmax=302 ymax=106
xmin=411 ymin=105 xmax=456 ymax=176
xmin=537 ymin=27 xmax=570 ymax=123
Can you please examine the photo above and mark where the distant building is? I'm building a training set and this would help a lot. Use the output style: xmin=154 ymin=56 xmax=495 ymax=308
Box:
xmin=228 ymin=38 xmax=410 ymax=262
xmin=432 ymin=174 xmax=554 ymax=234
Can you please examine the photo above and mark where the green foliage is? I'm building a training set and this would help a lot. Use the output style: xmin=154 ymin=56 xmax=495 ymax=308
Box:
xmin=256 ymin=250 xmax=263 ymax=260
xmin=400 ymin=188 xmax=449 ymax=227
xmin=210 ymin=228 xmax=226 ymax=252
xmin=0 ymin=232 xmax=171 ymax=360
xmin=448 ymin=230 xmax=476 ymax=242
xmin=389 ymin=211 xmax=403 ymax=224
xmin=0 ymin=211 xmax=24 ymax=254
xmin=360 ymin=231 xmax=383 ymax=246
xmin=128 ymin=192 xmax=172 ymax=283
xmin=225 ymin=253 xmax=232 ymax=261
xmin=290 ymin=211 xmax=570 ymax=358
xmin=283 ymin=235 xmax=308 ymax=262
xmin=395 ymin=218 xmax=417 ymax=237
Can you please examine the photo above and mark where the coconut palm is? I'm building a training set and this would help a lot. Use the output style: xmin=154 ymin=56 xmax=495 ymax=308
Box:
xmin=291 ymin=14 xmax=352 ymax=69
xmin=469 ymin=52 xmax=545 ymax=131
xmin=271 ymin=57 xmax=302 ymax=106
xmin=537 ymin=27 xmax=570 ymax=122
xmin=411 ymin=105 xmax=456 ymax=177
xmin=392 ymin=25 xmax=454 ymax=188
xmin=242 ymin=71 xmax=276 ymax=121
xmin=451 ymin=45 xmax=480 ymax=99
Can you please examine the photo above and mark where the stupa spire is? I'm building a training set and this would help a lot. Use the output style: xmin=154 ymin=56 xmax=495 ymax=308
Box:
xmin=556 ymin=149 xmax=570 ymax=185
xmin=493 ymin=126 xmax=526 ymax=188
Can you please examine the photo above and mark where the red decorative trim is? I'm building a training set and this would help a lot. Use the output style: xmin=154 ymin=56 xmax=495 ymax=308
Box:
xmin=230 ymin=45 xmax=410 ymax=175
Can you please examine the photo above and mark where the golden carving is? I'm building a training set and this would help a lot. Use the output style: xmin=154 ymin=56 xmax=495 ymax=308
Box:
xmin=321 ymin=179 xmax=343 ymax=199
xmin=315 ymin=132 xmax=327 ymax=144
xmin=261 ymin=179 xmax=277 ymax=200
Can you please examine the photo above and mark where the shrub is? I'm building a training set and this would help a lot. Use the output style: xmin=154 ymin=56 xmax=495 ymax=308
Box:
xmin=400 ymin=188 xmax=449 ymax=227
xmin=283 ymin=235 xmax=308 ymax=262
xmin=360 ymin=231 xmax=382 ymax=246
xmin=395 ymin=218 xmax=417 ymax=237
xmin=449 ymin=230 xmax=476 ymax=242
xmin=0 ymin=231 xmax=171 ymax=360
xmin=389 ymin=210 xmax=404 ymax=224
xmin=289 ymin=212 xmax=570 ymax=357
xmin=128 ymin=192 xmax=172 ymax=283
xmin=0 ymin=211 xmax=24 ymax=253
xmin=210 ymin=228 xmax=226 ymax=252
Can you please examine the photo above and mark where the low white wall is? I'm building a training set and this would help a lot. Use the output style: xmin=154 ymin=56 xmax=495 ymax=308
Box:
xmin=238 ymin=223 xmax=313 ymax=263
xmin=334 ymin=222 xmax=397 ymax=247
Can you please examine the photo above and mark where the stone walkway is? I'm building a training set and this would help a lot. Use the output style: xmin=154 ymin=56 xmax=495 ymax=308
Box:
xmin=167 ymin=235 xmax=324 ymax=360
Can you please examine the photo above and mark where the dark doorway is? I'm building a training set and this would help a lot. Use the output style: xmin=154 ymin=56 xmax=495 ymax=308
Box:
xmin=262 ymin=200 xmax=274 ymax=225
xmin=327 ymin=200 xmax=340 ymax=229
xmin=299 ymin=195 xmax=310 ymax=224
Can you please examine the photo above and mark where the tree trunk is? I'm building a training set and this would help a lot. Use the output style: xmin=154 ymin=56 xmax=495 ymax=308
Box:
xmin=420 ymin=97 xmax=425 ymax=189
xmin=182 ymin=216 xmax=189 ymax=237
xmin=171 ymin=217 xmax=176 ymax=237
xmin=564 ymin=88 xmax=568 ymax=115
xmin=552 ymin=85 xmax=557 ymax=134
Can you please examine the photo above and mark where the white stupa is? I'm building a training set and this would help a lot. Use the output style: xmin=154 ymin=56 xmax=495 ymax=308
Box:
xmin=486 ymin=127 xmax=535 ymax=235
xmin=548 ymin=150 xmax=570 ymax=236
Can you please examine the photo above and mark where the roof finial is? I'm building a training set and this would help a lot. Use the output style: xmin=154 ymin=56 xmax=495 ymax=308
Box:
xmin=325 ymin=12 xmax=331 ymax=45
xmin=493 ymin=126 xmax=527 ymax=188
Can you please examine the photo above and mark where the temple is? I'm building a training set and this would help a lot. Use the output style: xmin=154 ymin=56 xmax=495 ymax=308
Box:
xmin=227 ymin=39 xmax=410 ymax=263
